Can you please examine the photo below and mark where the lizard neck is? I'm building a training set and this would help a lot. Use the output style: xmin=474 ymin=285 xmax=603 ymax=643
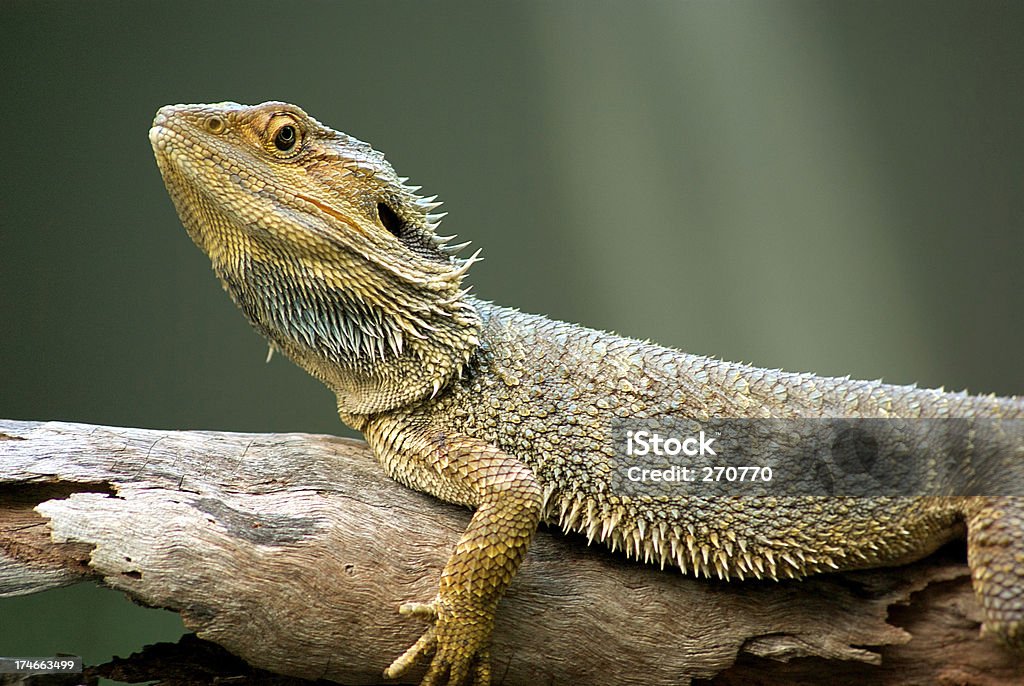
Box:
xmin=217 ymin=250 xmax=482 ymax=416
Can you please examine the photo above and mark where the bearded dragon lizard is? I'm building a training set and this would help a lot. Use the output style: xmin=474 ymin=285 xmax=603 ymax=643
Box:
xmin=150 ymin=101 xmax=1024 ymax=685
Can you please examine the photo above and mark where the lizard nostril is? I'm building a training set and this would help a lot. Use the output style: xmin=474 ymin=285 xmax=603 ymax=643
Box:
xmin=205 ymin=116 xmax=226 ymax=134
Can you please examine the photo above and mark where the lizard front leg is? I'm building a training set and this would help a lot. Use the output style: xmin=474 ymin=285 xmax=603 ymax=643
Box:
xmin=375 ymin=427 xmax=543 ymax=686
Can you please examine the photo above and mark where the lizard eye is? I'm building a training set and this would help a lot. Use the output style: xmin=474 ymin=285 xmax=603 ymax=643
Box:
xmin=274 ymin=125 xmax=297 ymax=152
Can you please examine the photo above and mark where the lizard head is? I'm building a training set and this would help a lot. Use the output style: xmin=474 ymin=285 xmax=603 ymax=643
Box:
xmin=150 ymin=101 xmax=482 ymax=414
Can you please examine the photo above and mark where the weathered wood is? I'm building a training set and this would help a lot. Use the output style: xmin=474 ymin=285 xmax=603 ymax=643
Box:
xmin=0 ymin=420 xmax=1020 ymax=685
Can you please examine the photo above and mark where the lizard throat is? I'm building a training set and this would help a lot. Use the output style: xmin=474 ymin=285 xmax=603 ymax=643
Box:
xmin=224 ymin=258 xmax=405 ymax=364
xmin=219 ymin=256 xmax=482 ymax=414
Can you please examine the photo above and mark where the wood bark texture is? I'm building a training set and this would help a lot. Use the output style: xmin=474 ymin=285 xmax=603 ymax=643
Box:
xmin=0 ymin=420 xmax=1021 ymax=685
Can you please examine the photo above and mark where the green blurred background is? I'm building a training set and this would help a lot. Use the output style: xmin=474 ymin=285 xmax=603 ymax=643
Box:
xmin=1 ymin=0 xmax=1021 ymax=671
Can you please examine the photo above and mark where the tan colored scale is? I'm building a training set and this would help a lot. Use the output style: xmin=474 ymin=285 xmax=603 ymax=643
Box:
xmin=151 ymin=101 xmax=1024 ymax=685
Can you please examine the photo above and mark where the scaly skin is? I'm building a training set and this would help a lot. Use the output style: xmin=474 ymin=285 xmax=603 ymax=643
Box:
xmin=150 ymin=101 xmax=1024 ymax=684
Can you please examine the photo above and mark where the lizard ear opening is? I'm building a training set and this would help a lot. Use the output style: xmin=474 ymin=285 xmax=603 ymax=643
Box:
xmin=377 ymin=203 xmax=404 ymax=238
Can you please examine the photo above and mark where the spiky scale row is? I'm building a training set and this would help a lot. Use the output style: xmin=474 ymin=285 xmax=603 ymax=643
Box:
xmin=547 ymin=490 xmax=800 ymax=580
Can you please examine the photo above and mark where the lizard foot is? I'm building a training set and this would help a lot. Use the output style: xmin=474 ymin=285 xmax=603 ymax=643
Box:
xmin=384 ymin=598 xmax=492 ymax=686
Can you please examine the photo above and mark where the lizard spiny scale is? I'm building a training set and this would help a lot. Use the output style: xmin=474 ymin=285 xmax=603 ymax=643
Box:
xmin=151 ymin=101 xmax=1024 ymax=684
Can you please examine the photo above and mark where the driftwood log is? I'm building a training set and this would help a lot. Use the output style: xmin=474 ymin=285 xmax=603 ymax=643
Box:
xmin=0 ymin=419 xmax=1021 ymax=685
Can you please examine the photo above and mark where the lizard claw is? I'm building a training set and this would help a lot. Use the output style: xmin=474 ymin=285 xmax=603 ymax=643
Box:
xmin=385 ymin=598 xmax=492 ymax=686
xmin=385 ymin=623 xmax=437 ymax=679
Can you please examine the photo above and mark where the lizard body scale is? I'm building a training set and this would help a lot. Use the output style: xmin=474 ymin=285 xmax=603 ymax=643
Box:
xmin=149 ymin=101 xmax=1024 ymax=684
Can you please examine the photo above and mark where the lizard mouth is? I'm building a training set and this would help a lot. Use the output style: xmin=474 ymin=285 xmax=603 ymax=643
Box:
xmin=292 ymin=191 xmax=370 ymax=238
